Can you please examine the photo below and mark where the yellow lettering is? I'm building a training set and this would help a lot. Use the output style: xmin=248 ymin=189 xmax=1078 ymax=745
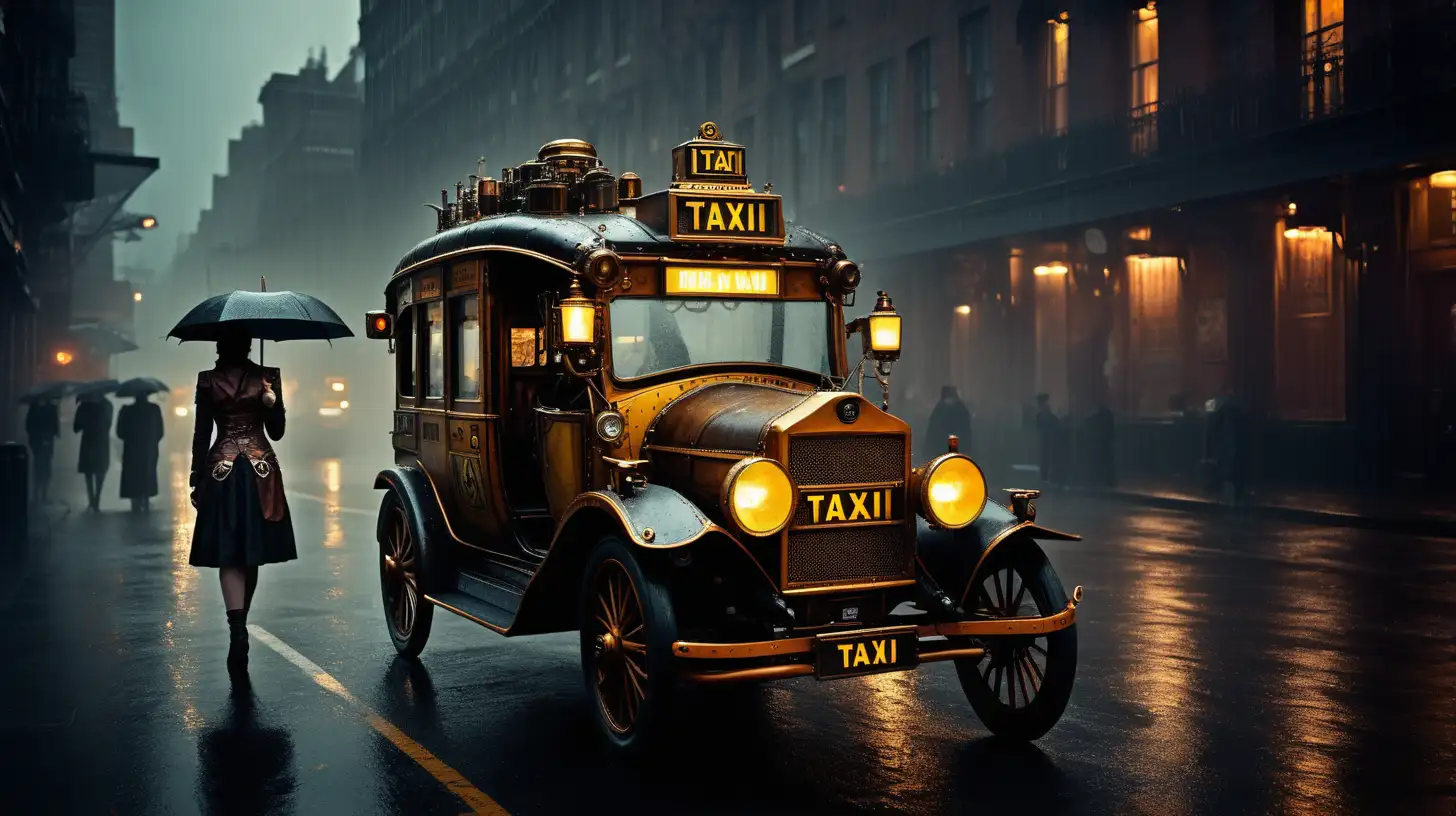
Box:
xmin=706 ymin=202 xmax=725 ymax=231
xmin=758 ymin=203 xmax=766 ymax=232
xmin=726 ymin=202 xmax=745 ymax=230
xmin=853 ymin=643 xmax=869 ymax=667
xmin=686 ymin=200 xmax=705 ymax=229
xmin=807 ymin=494 xmax=824 ymax=523
xmin=826 ymin=494 xmax=846 ymax=522
xmin=747 ymin=202 xmax=755 ymax=231
xmin=871 ymin=640 xmax=887 ymax=664
xmin=838 ymin=643 xmax=854 ymax=668
xmin=873 ymin=490 xmax=881 ymax=518
xmin=849 ymin=492 xmax=871 ymax=520
xmin=750 ymin=271 xmax=766 ymax=292
xmin=891 ymin=639 xmax=897 ymax=663
xmin=884 ymin=488 xmax=892 ymax=518
xmin=714 ymin=150 xmax=731 ymax=171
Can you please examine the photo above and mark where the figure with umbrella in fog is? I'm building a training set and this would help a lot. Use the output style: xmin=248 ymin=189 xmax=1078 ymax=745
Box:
xmin=21 ymin=383 xmax=68 ymax=503
xmin=74 ymin=382 xmax=117 ymax=512
xmin=116 ymin=377 xmax=168 ymax=512
xmin=169 ymin=282 xmax=353 ymax=675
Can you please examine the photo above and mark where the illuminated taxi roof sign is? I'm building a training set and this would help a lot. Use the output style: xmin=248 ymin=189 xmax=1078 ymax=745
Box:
xmin=665 ymin=265 xmax=780 ymax=297
xmin=635 ymin=121 xmax=786 ymax=246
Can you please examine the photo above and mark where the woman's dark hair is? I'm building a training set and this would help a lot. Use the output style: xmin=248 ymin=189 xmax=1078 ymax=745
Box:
xmin=216 ymin=329 xmax=252 ymax=363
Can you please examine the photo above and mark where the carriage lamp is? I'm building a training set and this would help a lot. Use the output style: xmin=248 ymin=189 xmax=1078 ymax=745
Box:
xmin=365 ymin=310 xmax=393 ymax=339
xmin=54 ymin=350 xmax=74 ymax=366
xmin=848 ymin=290 xmax=902 ymax=363
xmin=556 ymin=276 xmax=598 ymax=347
xmin=721 ymin=457 xmax=796 ymax=537
xmin=914 ymin=453 xmax=988 ymax=530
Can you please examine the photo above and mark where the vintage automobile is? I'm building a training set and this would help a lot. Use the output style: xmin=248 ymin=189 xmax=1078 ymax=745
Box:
xmin=365 ymin=123 xmax=1084 ymax=750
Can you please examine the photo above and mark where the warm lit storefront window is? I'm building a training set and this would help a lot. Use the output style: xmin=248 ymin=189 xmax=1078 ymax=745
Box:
xmin=1126 ymin=255 xmax=1181 ymax=416
xmin=1276 ymin=225 xmax=1346 ymax=420
xmin=1130 ymin=3 xmax=1158 ymax=154
xmin=1302 ymin=0 xmax=1344 ymax=118
xmin=1044 ymin=14 xmax=1069 ymax=135
xmin=1034 ymin=261 xmax=1069 ymax=412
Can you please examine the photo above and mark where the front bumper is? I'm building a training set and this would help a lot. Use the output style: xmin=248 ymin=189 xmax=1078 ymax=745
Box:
xmin=673 ymin=598 xmax=1079 ymax=683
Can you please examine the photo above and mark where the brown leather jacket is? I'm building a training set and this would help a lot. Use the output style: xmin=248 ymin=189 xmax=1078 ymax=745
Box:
xmin=190 ymin=362 xmax=289 ymax=522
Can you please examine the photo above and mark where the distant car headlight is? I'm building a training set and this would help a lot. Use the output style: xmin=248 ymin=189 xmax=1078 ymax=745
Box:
xmin=721 ymin=457 xmax=795 ymax=537
xmin=915 ymin=453 xmax=987 ymax=529
xmin=339 ymin=400 xmax=350 ymax=409
xmin=174 ymin=406 xmax=189 ymax=418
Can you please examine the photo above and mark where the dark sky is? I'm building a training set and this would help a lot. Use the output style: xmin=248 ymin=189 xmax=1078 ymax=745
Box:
xmin=114 ymin=0 xmax=358 ymax=277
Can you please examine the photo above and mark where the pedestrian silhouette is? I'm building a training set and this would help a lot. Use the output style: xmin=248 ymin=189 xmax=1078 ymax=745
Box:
xmin=25 ymin=399 xmax=60 ymax=503
xmin=74 ymin=393 xmax=114 ymax=512
xmin=1085 ymin=401 xmax=1115 ymax=487
xmin=1035 ymin=393 xmax=1062 ymax=487
xmin=925 ymin=385 xmax=971 ymax=456
xmin=1205 ymin=384 xmax=1249 ymax=501
xmin=117 ymin=394 xmax=164 ymax=513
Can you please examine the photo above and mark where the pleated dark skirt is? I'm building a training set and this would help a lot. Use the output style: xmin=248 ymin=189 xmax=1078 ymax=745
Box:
xmin=189 ymin=462 xmax=297 ymax=568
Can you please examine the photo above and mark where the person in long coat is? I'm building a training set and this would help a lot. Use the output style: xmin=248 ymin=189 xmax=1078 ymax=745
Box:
xmin=925 ymin=385 xmax=972 ymax=456
xmin=25 ymin=399 xmax=60 ymax=503
xmin=117 ymin=393 xmax=164 ymax=512
xmin=189 ymin=330 xmax=296 ymax=674
xmin=74 ymin=393 xmax=114 ymax=512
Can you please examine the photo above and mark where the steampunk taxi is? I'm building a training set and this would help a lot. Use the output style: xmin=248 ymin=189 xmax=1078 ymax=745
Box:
xmin=365 ymin=123 xmax=1084 ymax=750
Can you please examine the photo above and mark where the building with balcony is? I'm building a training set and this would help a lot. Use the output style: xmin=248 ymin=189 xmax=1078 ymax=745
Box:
xmin=356 ymin=0 xmax=1456 ymax=487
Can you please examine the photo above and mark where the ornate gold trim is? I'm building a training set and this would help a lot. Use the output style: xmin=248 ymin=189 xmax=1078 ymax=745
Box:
xmin=393 ymin=245 xmax=575 ymax=282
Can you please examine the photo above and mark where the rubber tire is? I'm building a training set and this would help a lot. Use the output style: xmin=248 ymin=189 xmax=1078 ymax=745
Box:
xmin=379 ymin=491 xmax=435 ymax=659
xmin=954 ymin=544 xmax=1077 ymax=741
xmin=579 ymin=535 xmax=679 ymax=753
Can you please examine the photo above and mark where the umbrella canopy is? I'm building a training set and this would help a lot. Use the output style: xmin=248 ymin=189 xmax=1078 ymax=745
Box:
xmin=18 ymin=381 xmax=79 ymax=403
xmin=115 ymin=376 xmax=170 ymax=398
xmin=75 ymin=379 xmax=120 ymax=400
xmin=167 ymin=290 xmax=354 ymax=343
xmin=69 ymin=323 xmax=140 ymax=354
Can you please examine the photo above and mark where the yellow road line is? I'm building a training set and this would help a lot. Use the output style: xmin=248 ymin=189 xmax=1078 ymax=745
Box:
xmin=248 ymin=625 xmax=509 ymax=816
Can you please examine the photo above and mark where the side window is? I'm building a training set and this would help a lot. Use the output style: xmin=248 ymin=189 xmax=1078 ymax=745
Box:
xmin=510 ymin=326 xmax=544 ymax=367
xmin=452 ymin=294 xmax=482 ymax=400
xmin=424 ymin=300 xmax=444 ymax=399
xmin=397 ymin=306 xmax=415 ymax=397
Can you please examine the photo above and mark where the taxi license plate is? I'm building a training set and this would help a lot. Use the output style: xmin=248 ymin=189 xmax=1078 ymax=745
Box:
xmin=814 ymin=626 xmax=920 ymax=680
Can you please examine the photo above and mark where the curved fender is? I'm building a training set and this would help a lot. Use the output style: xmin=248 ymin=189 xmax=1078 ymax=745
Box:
xmin=555 ymin=484 xmax=726 ymax=549
xmin=916 ymin=501 xmax=1081 ymax=610
xmin=373 ymin=466 xmax=452 ymax=593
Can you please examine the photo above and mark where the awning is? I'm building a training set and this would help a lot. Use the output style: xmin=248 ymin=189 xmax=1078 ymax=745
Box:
xmin=64 ymin=151 xmax=160 ymax=264
xmin=67 ymin=323 xmax=139 ymax=355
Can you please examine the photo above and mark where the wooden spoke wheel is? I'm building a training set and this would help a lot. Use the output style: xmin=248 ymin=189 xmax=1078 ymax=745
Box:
xmin=954 ymin=546 xmax=1077 ymax=741
xmin=379 ymin=493 xmax=433 ymax=657
xmin=588 ymin=559 xmax=649 ymax=733
xmin=580 ymin=536 xmax=677 ymax=751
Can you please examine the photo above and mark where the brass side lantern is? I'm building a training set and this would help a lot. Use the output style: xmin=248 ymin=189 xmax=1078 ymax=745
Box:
xmin=862 ymin=290 xmax=902 ymax=362
xmin=557 ymin=276 xmax=598 ymax=348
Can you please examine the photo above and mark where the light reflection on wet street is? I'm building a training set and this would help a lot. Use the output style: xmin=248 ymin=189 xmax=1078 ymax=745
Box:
xmin=1 ymin=451 xmax=1453 ymax=815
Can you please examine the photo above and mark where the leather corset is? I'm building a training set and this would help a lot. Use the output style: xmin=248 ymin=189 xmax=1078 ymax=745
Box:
xmin=190 ymin=362 xmax=289 ymax=522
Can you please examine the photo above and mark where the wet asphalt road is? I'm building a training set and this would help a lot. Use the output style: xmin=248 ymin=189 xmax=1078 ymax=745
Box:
xmin=2 ymin=450 xmax=1454 ymax=816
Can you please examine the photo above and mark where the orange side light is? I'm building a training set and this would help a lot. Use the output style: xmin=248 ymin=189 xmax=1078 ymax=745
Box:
xmin=374 ymin=316 xmax=389 ymax=333
xmin=55 ymin=350 xmax=74 ymax=366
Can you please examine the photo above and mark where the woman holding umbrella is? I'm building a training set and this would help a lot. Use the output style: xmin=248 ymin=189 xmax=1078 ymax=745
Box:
xmin=170 ymin=283 xmax=352 ymax=674
xmin=21 ymin=382 xmax=70 ymax=503
xmin=74 ymin=381 xmax=117 ymax=512
xmin=116 ymin=377 xmax=167 ymax=512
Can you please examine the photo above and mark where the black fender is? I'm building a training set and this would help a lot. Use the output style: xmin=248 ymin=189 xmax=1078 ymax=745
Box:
xmin=915 ymin=501 xmax=1081 ymax=611
xmin=509 ymin=484 xmax=776 ymax=636
xmin=373 ymin=466 xmax=453 ymax=594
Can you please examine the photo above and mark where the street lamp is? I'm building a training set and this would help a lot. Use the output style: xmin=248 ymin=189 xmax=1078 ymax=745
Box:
xmin=132 ymin=291 xmax=143 ymax=302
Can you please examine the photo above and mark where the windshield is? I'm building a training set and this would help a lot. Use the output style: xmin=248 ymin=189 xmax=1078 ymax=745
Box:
xmin=609 ymin=298 xmax=832 ymax=380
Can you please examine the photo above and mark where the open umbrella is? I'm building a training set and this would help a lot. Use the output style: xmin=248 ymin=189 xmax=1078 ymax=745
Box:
xmin=75 ymin=379 xmax=120 ymax=400
xmin=18 ymin=381 xmax=79 ymax=403
xmin=115 ymin=377 xmax=170 ymax=398
xmin=167 ymin=290 xmax=353 ymax=343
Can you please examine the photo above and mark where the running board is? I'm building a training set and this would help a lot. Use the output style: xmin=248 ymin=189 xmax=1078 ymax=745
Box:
xmin=425 ymin=573 xmax=521 ymax=634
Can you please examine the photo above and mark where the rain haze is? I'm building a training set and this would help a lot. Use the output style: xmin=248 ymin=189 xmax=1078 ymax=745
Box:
xmin=3 ymin=2 xmax=1456 ymax=814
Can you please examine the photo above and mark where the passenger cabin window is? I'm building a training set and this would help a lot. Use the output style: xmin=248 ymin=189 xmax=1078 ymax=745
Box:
xmin=397 ymin=307 xmax=415 ymax=397
xmin=453 ymin=294 xmax=482 ymax=400
xmin=510 ymin=326 xmax=544 ymax=367
xmin=424 ymin=301 xmax=444 ymax=398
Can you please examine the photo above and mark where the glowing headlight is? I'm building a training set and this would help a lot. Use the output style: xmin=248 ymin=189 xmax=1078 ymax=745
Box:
xmin=173 ymin=406 xmax=189 ymax=418
xmin=721 ymin=457 xmax=795 ymax=536
xmin=916 ymin=453 xmax=987 ymax=529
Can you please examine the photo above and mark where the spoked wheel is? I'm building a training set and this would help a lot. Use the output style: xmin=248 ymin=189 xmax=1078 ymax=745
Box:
xmin=580 ymin=536 xmax=677 ymax=752
xmin=954 ymin=546 xmax=1076 ymax=741
xmin=379 ymin=493 xmax=434 ymax=657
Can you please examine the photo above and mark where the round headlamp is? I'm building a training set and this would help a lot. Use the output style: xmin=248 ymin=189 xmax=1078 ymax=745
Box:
xmin=830 ymin=259 xmax=861 ymax=294
xmin=916 ymin=453 xmax=988 ymax=529
xmin=582 ymin=247 xmax=624 ymax=290
xmin=720 ymin=457 xmax=795 ymax=537
xmin=595 ymin=410 xmax=625 ymax=444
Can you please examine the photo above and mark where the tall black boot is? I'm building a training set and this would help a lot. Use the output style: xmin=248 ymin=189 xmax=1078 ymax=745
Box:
xmin=227 ymin=608 xmax=249 ymax=673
